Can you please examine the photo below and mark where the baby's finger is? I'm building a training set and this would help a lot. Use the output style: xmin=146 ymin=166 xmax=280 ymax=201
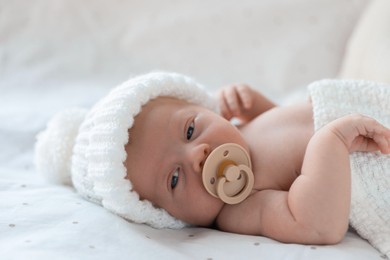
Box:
xmin=373 ymin=135 xmax=390 ymax=154
xmin=387 ymin=136 xmax=390 ymax=153
xmin=225 ymin=86 xmax=242 ymax=116
xmin=236 ymin=84 xmax=253 ymax=110
xmin=218 ymin=89 xmax=233 ymax=120
xmin=367 ymin=120 xmax=390 ymax=153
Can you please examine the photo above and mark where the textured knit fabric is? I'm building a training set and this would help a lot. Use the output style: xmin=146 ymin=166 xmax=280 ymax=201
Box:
xmin=35 ymin=72 xmax=217 ymax=229
xmin=308 ymin=79 xmax=390 ymax=258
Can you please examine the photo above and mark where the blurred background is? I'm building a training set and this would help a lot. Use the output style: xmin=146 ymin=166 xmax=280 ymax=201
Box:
xmin=1 ymin=0 xmax=389 ymax=165
xmin=2 ymin=0 xmax=387 ymax=100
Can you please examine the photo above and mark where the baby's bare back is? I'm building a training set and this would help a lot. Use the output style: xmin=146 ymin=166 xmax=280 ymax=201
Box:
xmin=239 ymin=101 xmax=314 ymax=191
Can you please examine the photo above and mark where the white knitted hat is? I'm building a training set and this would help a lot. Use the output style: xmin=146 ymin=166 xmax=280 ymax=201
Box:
xmin=35 ymin=72 xmax=217 ymax=229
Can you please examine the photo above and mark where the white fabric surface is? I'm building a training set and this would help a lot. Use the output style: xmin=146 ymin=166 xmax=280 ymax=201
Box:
xmin=2 ymin=0 xmax=388 ymax=259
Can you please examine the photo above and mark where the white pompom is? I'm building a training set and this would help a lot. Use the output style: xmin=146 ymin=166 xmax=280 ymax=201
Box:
xmin=35 ymin=108 xmax=88 ymax=185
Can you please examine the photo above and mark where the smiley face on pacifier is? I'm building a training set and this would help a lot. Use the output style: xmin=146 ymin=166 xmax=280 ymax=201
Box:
xmin=202 ymin=143 xmax=254 ymax=204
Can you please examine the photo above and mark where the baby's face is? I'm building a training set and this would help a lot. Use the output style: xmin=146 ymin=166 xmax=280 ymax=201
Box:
xmin=125 ymin=97 xmax=249 ymax=226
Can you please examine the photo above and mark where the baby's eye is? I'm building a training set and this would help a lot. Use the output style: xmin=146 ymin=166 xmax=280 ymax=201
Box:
xmin=171 ymin=170 xmax=179 ymax=189
xmin=187 ymin=121 xmax=195 ymax=140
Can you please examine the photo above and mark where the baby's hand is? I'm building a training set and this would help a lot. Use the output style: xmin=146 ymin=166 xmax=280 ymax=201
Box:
xmin=217 ymin=83 xmax=257 ymax=121
xmin=327 ymin=114 xmax=390 ymax=154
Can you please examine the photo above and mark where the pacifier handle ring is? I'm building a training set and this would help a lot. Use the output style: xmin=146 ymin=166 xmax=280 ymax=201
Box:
xmin=216 ymin=164 xmax=254 ymax=204
xmin=202 ymin=143 xmax=254 ymax=204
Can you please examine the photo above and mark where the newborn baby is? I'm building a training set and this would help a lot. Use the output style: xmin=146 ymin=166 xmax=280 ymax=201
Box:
xmin=35 ymin=72 xmax=390 ymax=255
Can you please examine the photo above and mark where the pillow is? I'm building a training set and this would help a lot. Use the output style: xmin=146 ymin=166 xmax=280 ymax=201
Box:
xmin=339 ymin=0 xmax=390 ymax=84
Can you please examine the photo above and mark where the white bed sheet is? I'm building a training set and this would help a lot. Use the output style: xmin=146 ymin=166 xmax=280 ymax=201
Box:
xmin=1 ymin=0 xmax=387 ymax=259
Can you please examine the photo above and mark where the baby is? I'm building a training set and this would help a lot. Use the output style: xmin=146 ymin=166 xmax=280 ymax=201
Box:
xmin=124 ymin=78 xmax=390 ymax=245
xmin=35 ymin=72 xmax=390 ymax=251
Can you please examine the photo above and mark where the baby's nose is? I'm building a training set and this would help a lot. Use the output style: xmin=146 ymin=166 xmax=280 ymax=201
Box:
xmin=191 ymin=144 xmax=211 ymax=173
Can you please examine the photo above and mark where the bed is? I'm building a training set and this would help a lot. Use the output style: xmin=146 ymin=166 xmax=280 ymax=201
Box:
xmin=1 ymin=0 xmax=390 ymax=259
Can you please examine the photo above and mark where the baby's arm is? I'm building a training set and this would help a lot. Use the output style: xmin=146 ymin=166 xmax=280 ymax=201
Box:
xmin=288 ymin=114 xmax=390 ymax=242
xmin=218 ymin=84 xmax=276 ymax=122
xmin=217 ymin=114 xmax=390 ymax=244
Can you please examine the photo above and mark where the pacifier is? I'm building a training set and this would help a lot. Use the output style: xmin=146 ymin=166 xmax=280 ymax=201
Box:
xmin=202 ymin=143 xmax=254 ymax=204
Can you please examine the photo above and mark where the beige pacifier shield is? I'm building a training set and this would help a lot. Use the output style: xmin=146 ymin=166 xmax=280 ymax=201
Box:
xmin=202 ymin=143 xmax=254 ymax=204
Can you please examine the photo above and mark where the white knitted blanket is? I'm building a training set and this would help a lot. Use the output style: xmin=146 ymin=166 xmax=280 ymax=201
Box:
xmin=308 ymin=79 xmax=390 ymax=257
